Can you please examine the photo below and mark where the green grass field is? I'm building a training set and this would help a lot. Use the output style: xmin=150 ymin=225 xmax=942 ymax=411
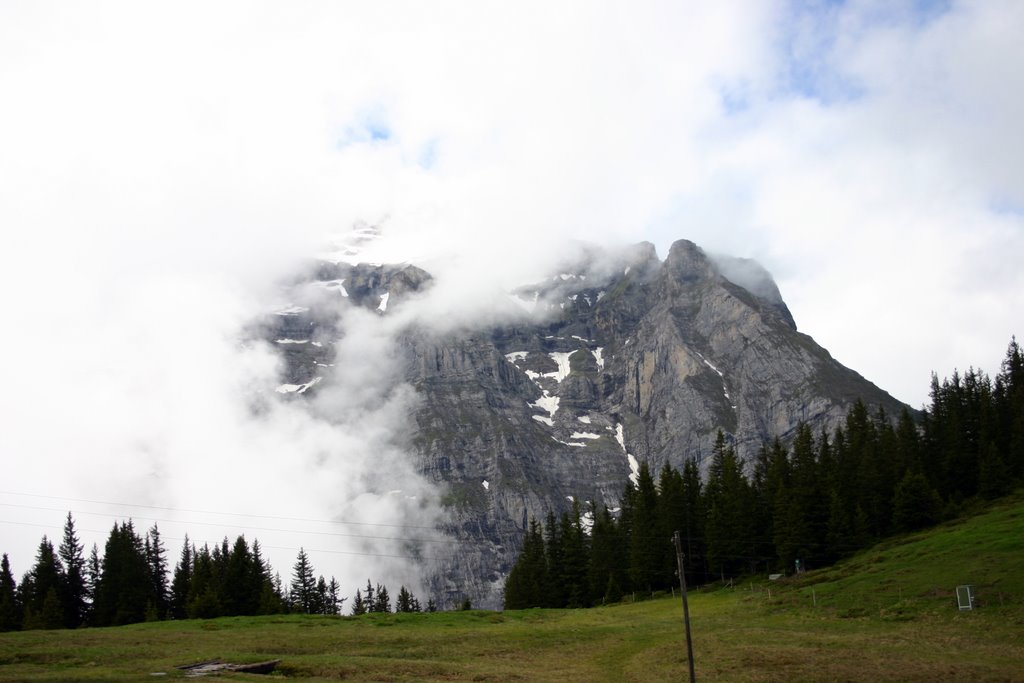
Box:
xmin=2 ymin=494 xmax=1023 ymax=682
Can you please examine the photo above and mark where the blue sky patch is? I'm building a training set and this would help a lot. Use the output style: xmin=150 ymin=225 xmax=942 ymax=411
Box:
xmin=336 ymin=108 xmax=393 ymax=149
xmin=418 ymin=139 xmax=439 ymax=169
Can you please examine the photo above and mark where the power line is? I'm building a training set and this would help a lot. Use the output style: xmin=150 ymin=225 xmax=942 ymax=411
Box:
xmin=0 ymin=489 xmax=440 ymax=531
xmin=0 ymin=502 xmax=465 ymax=546
xmin=0 ymin=518 xmax=445 ymax=563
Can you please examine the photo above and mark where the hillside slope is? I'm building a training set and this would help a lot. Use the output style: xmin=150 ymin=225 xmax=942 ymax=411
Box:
xmin=1 ymin=495 xmax=1021 ymax=681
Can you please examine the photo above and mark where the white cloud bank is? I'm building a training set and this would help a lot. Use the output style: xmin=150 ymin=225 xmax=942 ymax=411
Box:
xmin=0 ymin=0 xmax=1022 ymax=578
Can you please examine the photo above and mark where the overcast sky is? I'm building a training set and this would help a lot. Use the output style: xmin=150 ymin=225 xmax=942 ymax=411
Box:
xmin=1 ymin=1 xmax=1021 ymax=583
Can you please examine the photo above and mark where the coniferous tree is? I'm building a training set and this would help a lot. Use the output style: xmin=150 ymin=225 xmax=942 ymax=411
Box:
xmin=374 ymin=583 xmax=391 ymax=613
xmin=396 ymin=585 xmax=413 ymax=613
xmin=290 ymin=549 xmax=317 ymax=614
xmin=145 ymin=524 xmax=169 ymax=620
xmin=789 ymin=424 xmax=828 ymax=569
xmin=22 ymin=537 xmax=64 ymax=630
xmin=326 ymin=577 xmax=343 ymax=615
xmin=187 ymin=544 xmax=220 ymax=619
xmin=997 ymin=337 xmax=1024 ymax=482
xmin=314 ymin=576 xmax=329 ymax=615
xmin=351 ymin=588 xmax=367 ymax=615
xmin=542 ymin=510 xmax=563 ymax=607
xmin=252 ymin=540 xmax=282 ymax=614
xmin=363 ymin=579 xmax=376 ymax=612
xmin=17 ymin=570 xmax=36 ymax=630
xmin=221 ymin=536 xmax=256 ymax=616
xmin=656 ymin=463 xmax=686 ymax=586
xmin=586 ymin=506 xmax=625 ymax=606
xmin=93 ymin=521 xmax=150 ymax=626
xmin=169 ymin=537 xmax=193 ymax=620
xmin=892 ymin=470 xmax=942 ymax=532
xmin=85 ymin=543 xmax=100 ymax=625
xmin=559 ymin=501 xmax=590 ymax=607
xmin=704 ymin=432 xmax=752 ymax=578
xmin=0 ymin=553 xmax=20 ymax=632
xmin=504 ymin=517 xmax=548 ymax=609
xmin=679 ymin=459 xmax=707 ymax=584
xmin=58 ymin=513 xmax=87 ymax=629
xmin=627 ymin=461 xmax=662 ymax=593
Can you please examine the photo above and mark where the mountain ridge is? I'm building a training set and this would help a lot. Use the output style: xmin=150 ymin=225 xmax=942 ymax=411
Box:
xmin=265 ymin=237 xmax=906 ymax=608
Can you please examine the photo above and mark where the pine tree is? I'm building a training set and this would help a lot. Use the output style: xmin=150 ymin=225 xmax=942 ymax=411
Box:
xmin=290 ymin=549 xmax=317 ymax=614
xmin=705 ymin=432 xmax=752 ymax=578
xmin=221 ymin=536 xmax=255 ymax=616
xmin=327 ymin=577 xmax=343 ymax=615
xmin=656 ymin=463 xmax=686 ymax=586
xmin=363 ymin=579 xmax=376 ymax=612
xmin=351 ymin=588 xmax=366 ymax=615
xmin=314 ymin=576 xmax=329 ymax=615
xmin=58 ymin=513 xmax=87 ymax=628
xmin=542 ymin=511 xmax=563 ymax=607
xmin=374 ymin=584 xmax=390 ymax=613
xmin=997 ymin=337 xmax=1024 ymax=482
xmin=187 ymin=544 xmax=220 ymax=619
xmin=93 ymin=521 xmax=150 ymax=626
xmin=85 ymin=544 xmax=100 ymax=625
xmin=559 ymin=501 xmax=590 ymax=607
xmin=396 ymin=585 xmax=413 ymax=613
xmin=504 ymin=517 xmax=548 ymax=609
xmin=145 ymin=524 xmax=169 ymax=620
xmin=0 ymin=554 xmax=20 ymax=632
xmin=586 ymin=506 xmax=625 ymax=606
xmin=169 ymin=537 xmax=193 ymax=620
xmin=892 ymin=470 xmax=942 ymax=532
xmin=679 ymin=459 xmax=706 ymax=584
xmin=23 ymin=537 xmax=64 ymax=630
xmin=627 ymin=461 xmax=662 ymax=592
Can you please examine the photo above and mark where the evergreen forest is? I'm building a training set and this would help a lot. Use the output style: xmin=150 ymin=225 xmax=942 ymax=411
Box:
xmin=0 ymin=518 xmax=434 ymax=632
xmin=1 ymin=340 xmax=1021 ymax=627
xmin=503 ymin=338 xmax=1024 ymax=609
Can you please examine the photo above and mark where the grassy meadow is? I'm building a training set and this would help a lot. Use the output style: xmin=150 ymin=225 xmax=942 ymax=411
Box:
xmin=1 ymin=494 xmax=1022 ymax=682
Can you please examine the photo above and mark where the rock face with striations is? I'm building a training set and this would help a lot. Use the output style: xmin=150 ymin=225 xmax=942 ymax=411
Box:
xmin=264 ymin=238 xmax=905 ymax=608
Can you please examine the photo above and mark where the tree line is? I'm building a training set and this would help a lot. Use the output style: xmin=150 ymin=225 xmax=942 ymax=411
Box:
xmin=0 ymin=516 xmax=435 ymax=631
xmin=504 ymin=338 xmax=1024 ymax=609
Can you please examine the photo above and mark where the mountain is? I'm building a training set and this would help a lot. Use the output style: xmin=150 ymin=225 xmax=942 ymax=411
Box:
xmin=263 ymin=237 xmax=906 ymax=608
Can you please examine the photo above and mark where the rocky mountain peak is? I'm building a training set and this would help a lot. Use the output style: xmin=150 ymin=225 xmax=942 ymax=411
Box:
xmin=263 ymin=237 xmax=906 ymax=609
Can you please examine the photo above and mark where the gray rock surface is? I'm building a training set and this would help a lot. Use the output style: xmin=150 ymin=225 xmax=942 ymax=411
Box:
xmin=263 ymin=240 xmax=905 ymax=609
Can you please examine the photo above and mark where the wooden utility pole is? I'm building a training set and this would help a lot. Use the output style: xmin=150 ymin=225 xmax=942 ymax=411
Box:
xmin=673 ymin=530 xmax=696 ymax=683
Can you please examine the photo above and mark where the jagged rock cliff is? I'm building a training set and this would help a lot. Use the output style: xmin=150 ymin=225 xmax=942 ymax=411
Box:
xmin=264 ymin=238 xmax=905 ymax=608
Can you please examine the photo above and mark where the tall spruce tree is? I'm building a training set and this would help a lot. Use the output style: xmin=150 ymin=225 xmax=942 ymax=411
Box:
xmin=542 ymin=511 xmax=563 ymax=607
xmin=558 ymin=501 xmax=590 ymax=607
xmin=704 ymin=432 xmax=752 ymax=578
xmin=586 ymin=505 xmax=625 ymax=606
xmin=373 ymin=583 xmax=391 ymax=613
xmin=93 ymin=521 xmax=150 ymax=626
xmin=627 ymin=461 xmax=662 ymax=592
xmin=145 ymin=524 xmax=169 ymax=620
xmin=351 ymin=588 xmax=367 ymax=615
xmin=23 ymin=537 xmax=64 ymax=630
xmin=0 ymin=554 xmax=20 ymax=632
xmin=169 ymin=537 xmax=193 ymax=620
xmin=187 ymin=544 xmax=220 ymax=619
xmin=679 ymin=459 xmax=707 ymax=584
xmin=504 ymin=517 xmax=548 ymax=609
xmin=85 ymin=543 xmax=100 ymax=625
xmin=58 ymin=513 xmax=87 ymax=628
xmin=290 ymin=549 xmax=317 ymax=614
